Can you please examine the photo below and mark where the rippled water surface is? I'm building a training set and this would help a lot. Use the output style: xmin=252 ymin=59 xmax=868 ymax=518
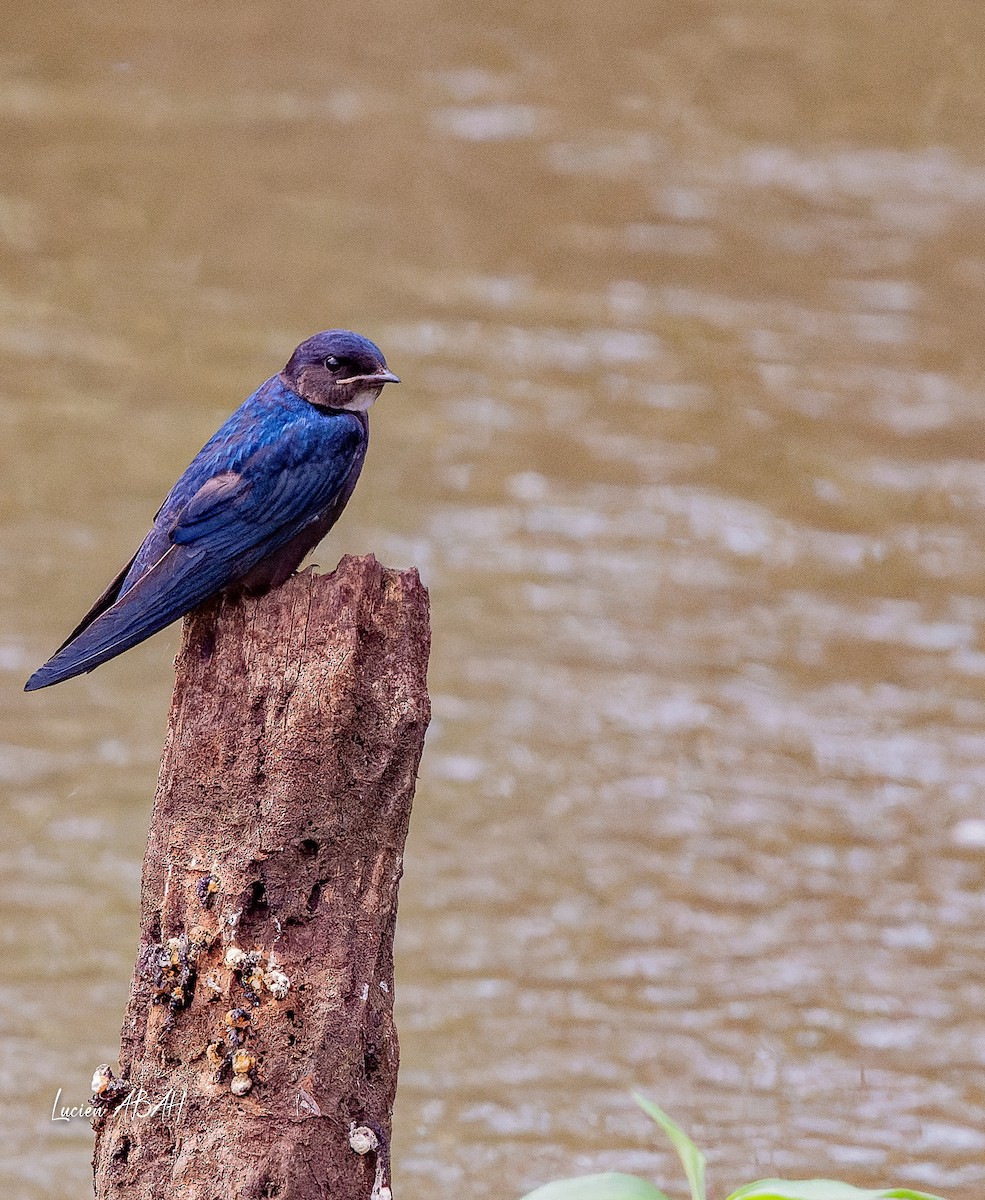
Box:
xmin=3 ymin=2 xmax=985 ymax=1197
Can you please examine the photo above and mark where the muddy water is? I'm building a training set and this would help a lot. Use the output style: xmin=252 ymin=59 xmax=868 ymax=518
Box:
xmin=3 ymin=2 xmax=985 ymax=1197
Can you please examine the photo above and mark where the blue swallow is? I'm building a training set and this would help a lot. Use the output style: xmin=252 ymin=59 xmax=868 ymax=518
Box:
xmin=25 ymin=329 xmax=399 ymax=692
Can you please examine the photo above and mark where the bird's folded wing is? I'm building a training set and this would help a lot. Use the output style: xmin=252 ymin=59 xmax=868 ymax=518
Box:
xmin=24 ymin=414 xmax=364 ymax=690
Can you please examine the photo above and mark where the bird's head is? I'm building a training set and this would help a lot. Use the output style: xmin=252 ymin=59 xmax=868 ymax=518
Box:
xmin=281 ymin=330 xmax=400 ymax=413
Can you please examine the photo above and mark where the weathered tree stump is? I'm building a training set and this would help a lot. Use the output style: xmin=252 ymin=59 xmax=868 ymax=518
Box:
xmin=92 ymin=555 xmax=430 ymax=1200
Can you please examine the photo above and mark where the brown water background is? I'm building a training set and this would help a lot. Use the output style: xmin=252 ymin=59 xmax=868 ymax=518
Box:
xmin=3 ymin=2 xmax=985 ymax=1196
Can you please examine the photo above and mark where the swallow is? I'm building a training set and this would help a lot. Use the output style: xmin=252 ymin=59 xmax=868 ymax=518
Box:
xmin=25 ymin=329 xmax=399 ymax=692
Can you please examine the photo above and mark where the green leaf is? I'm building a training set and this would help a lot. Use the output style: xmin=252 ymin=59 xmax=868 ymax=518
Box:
xmin=632 ymin=1092 xmax=707 ymax=1200
xmin=724 ymin=1179 xmax=948 ymax=1200
xmin=520 ymin=1171 xmax=673 ymax=1200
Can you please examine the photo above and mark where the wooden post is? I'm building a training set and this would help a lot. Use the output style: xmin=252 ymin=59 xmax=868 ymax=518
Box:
xmin=91 ymin=555 xmax=430 ymax=1200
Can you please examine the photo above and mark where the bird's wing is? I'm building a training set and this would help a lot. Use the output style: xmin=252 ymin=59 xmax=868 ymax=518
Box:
xmin=48 ymin=550 xmax=141 ymax=654
xmin=25 ymin=411 xmax=366 ymax=691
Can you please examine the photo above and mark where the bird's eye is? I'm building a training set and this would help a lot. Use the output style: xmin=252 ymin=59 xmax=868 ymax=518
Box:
xmin=324 ymin=356 xmax=341 ymax=372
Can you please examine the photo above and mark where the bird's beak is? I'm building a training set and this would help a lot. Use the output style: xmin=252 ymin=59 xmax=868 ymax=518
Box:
xmin=342 ymin=369 xmax=401 ymax=387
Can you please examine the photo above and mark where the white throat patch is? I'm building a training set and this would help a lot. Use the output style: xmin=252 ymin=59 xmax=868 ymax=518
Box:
xmin=344 ymin=387 xmax=382 ymax=413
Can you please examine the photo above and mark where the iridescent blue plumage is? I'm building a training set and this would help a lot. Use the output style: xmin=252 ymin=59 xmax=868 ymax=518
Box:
xmin=25 ymin=330 xmax=399 ymax=691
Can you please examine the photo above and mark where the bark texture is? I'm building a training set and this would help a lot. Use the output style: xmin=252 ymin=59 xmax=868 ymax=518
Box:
xmin=92 ymin=555 xmax=430 ymax=1200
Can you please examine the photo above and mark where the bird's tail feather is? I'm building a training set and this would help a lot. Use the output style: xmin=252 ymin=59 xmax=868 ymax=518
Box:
xmin=24 ymin=546 xmax=212 ymax=691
